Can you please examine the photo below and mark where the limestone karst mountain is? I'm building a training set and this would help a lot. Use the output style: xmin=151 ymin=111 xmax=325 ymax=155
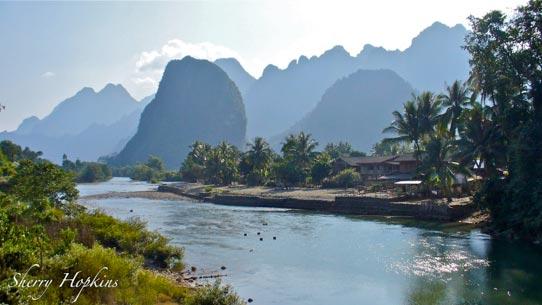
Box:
xmin=111 ymin=56 xmax=247 ymax=169
xmin=245 ymin=22 xmax=469 ymax=138
xmin=273 ymin=69 xmax=414 ymax=152
xmin=214 ymin=58 xmax=255 ymax=97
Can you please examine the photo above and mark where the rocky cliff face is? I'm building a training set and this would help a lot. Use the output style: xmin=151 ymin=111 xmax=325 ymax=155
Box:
xmin=113 ymin=56 xmax=247 ymax=168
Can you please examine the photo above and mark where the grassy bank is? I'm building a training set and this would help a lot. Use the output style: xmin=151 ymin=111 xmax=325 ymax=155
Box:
xmin=0 ymin=150 xmax=245 ymax=305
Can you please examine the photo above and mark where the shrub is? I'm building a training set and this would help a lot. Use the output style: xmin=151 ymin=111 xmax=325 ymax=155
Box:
xmin=40 ymin=244 xmax=189 ymax=305
xmin=310 ymin=153 xmax=332 ymax=185
xmin=188 ymin=281 xmax=245 ymax=305
xmin=77 ymin=163 xmax=112 ymax=183
xmin=323 ymin=168 xmax=361 ymax=188
xmin=76 ymin=211 xmax=184 ymax=269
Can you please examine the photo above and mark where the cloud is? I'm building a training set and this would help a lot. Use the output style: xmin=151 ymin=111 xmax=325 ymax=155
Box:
xmin=131 ymin=39 xmax=242 ymax=90
xmin=41 ymin=71 xmax=55 ymax=78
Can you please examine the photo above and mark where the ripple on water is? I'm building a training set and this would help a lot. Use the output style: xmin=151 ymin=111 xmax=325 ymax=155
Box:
xmin=390 ymin=234 xmax=490 ymax=280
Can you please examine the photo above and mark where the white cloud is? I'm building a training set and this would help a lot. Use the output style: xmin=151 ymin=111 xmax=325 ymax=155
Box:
xmin=131 ymin=39 xmax=244 ymax=92
xmin=41 ymin=71 xmax=55 ymax=78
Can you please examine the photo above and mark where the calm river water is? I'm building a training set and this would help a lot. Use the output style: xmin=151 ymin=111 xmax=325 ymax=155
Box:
xmin=78 ymin=178 xmax=542 ymax=305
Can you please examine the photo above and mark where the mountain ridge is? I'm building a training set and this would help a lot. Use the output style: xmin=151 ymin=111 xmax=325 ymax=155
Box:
xmin=245 ymin=22 xmax=469 ymax=138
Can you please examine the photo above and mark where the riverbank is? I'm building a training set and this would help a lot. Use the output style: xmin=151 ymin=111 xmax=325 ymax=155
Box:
xmin=79 ymin=182 xmax=481 ymax=222
xmin=81 ymin=190 xmax=196 ymax=201
xmin=156 ymin=183 xmax=478 ymax=221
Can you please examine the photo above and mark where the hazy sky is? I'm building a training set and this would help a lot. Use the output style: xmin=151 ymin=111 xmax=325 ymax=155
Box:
xmin=0 ymin=0 xmax=527 ymax=131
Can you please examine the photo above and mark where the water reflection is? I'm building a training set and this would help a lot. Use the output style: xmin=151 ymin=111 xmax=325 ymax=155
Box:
xmin=78 ymin=179 xmax=542 ymax=305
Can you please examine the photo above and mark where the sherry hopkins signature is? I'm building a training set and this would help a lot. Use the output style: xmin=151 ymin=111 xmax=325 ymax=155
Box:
xmin=9 ymin=264 xmax=119 ymax=303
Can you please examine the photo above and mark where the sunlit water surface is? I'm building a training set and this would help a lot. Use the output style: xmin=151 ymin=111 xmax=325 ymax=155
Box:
xmin=78 ymin=178 xmax=542 ymax=305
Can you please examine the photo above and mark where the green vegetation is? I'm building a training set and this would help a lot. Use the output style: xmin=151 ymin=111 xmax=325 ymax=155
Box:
xmin=110 ymin=155 xmax=181 ymax=183
xmin=179 ymin=134 xmax=369 ymax=188
xmin=323 ymin=142 xmax=365 ymax=159
xmin=323 ymin=168 xmax=361 ymax=188
xmin=0 ymin=140 xmax=43 ymax=162
xmin=380 ymin=0 xmax=542 ymax=240
xmin=180 ymin=142 xmax=240 ymax=186
xmin=62 ymin=154 xmax=112 ymax=183
xmin=0 ymin=144 xmax=244 ymax=304
xmin=240 ymin=137 xmax=275 ymax=186
xmin=464 ymin=0 xmax=542 ymax=240
xmin=310 ymin=153 xmax=333 ymax=185
xmin=371 ymin=140 xmax=413 ymax=157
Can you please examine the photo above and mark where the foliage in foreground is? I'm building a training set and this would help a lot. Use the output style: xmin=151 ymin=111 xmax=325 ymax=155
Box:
xmin=464 ymin=0 xmax=542 ymax=240
xmin=0 ymin=148 xmax=243 ymax=304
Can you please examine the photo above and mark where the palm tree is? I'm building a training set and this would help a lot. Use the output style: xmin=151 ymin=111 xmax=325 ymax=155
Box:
xmin=180 ymin=141 xmax=212 ymax=182
xmin=295 ymin=132 xmax=318 ymax=168
xmin=281 ymin=132 xmax=318 ymax=167
xmin=455 ymin=104 xmax=503 ymax=178
xmin=383 ymin=99 xmax=422 ymax=160
xmin=441 ymin=80 xmax=471 ymax=137
xmin=416 ymin=91 xmax=443 ymax=136
xmin=243 ymin=137 xmax=274 ymax=185
xmin=205 ymin=142 xmax=240 ymax=185
xmin=246 ymin=137 xmax=273 ymax=170
xmin=419 ymin=130 xmax=467 ymax=202
xmin=188 ymin=141 xmax=212 ymax=165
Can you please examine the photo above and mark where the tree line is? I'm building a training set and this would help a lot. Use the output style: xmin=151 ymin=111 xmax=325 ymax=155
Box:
xmin=178 ymin=136 xmax=369 ymax=188
xmin=385 ymin=0 xmax=542 ymax=240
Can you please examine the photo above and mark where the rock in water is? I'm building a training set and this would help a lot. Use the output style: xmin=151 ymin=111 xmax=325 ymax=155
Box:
xmin=113 ymin=56 xmax=247 ymax=168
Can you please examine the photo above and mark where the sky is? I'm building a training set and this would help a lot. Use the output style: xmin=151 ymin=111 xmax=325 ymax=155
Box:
xmin=0 ymin=0 xmax=528 ymax=131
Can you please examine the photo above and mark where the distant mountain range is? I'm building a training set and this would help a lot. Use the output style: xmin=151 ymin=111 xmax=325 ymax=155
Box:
xmin=272 ymin=69 xmax=414 ymax=151
xmin=214 ymin=58 xmax=255 ymax=97
xmin=245 ymin=22 xmax=469 ymax=138
xmin=2 ymin=21 xmax=471 ymax=165
xmin=0 ymin=84 xmax=150 ymax=163
xmin=111 ymin=56 xmax=247 ymax=169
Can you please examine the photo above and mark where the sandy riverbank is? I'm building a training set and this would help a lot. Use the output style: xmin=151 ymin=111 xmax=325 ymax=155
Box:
xmin=167 ymin=182 xmax=473 ymax=206
xmin=80 ymin=190 xmax=195 ymax=201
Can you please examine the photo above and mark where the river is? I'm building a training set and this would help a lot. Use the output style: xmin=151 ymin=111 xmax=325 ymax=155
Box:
xmin=78 ymin=178 xmax=542 ymax=305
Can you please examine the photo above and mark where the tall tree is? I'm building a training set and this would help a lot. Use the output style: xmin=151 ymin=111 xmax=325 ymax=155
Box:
xmin=455 ymin=104 xmax=503 ymax=177
xmin=243 ymin=137 xmax=274 ymax=185
xmin=465 ymin=0 xmax=542 ymax=240
xmin=275 ymin=132 xmax=318 ymax=186
xmin=205 ymin=142 xmax=240 ymax=186
xmin=180 ymin=141 xmax=212 ymax=182
xmin=441 ymin=80 xmax=471 ymax=137
xmin=416 ymin=91 xmax=443 ymax=137
xmin=383 ymin=99 xmax=422 ymax=160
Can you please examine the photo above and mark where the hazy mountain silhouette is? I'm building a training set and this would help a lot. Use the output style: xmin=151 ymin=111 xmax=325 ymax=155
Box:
xmin=112 ymin=56 xmax=247 ymax=169
xmin=214 ymin=58 xmax=255 ymax=97
xmin=357 ymin=22 xmax=469 ymax=93
xmin=0 ymin=84 xmax=144 ymax=162
xmin=139 ymin=93 xmax=156 ymax=107
xmin=15 ymin=116 xmax=40 ymax=135
xmin=27 ymin=84 xmax=140 ymax=137
xmin=245 ymin=22 xmax=469 ymax=138
xmin=272 ymin=69 xmax=414 ymax=152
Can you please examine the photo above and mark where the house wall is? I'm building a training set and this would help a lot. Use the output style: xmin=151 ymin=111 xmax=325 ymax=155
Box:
xmin=399 ymin=161 xmax=417 ymax=173
xmin=359 ymin=163 xmax=398 ymax=180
